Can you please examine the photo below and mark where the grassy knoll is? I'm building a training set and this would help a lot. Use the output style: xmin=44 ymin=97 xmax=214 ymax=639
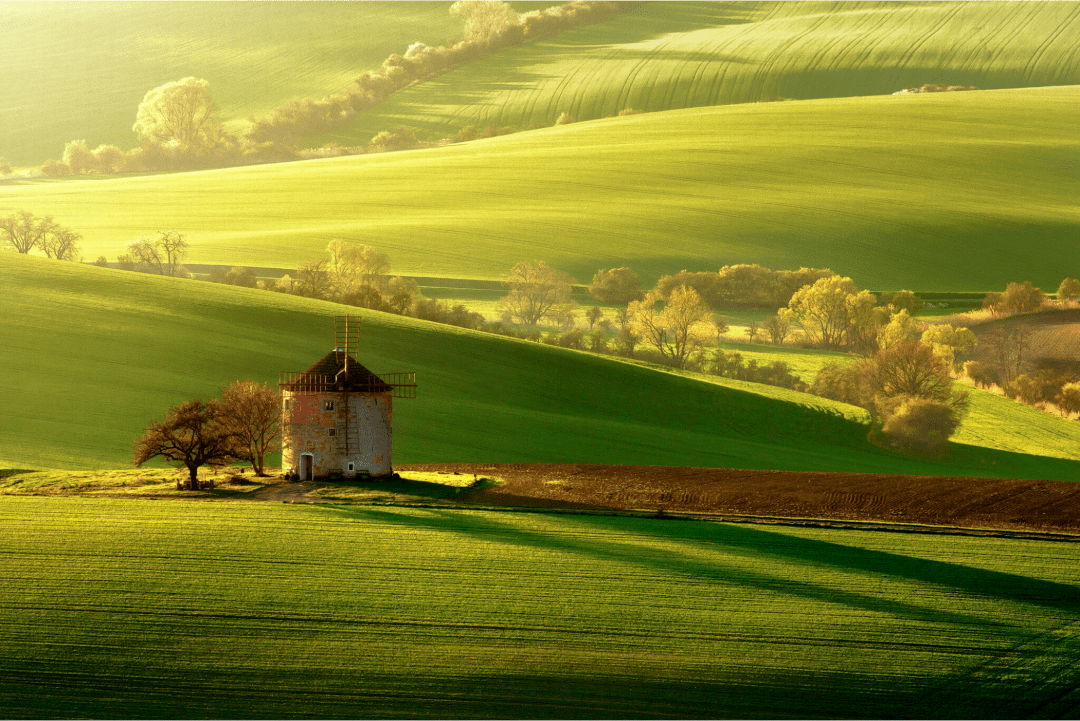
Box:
xmin=2 ymin=496 xmax=1080 ymax=718
xmin=5 ymin=252 xmax=1080 ymax=482
xmin=4 ymin=87 xmax=1078 ymax=290
xmin=0 ymin=2 xmax=466 ymax=167
xmin=320 ymin=1 xmax=1080 ymax=145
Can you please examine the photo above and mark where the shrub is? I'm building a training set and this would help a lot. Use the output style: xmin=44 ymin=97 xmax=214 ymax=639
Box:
xmin=589 ymin=267 xmax=643 ymax=304
xmin=810 ymin=361 xmax=872 ymax=408
xmin=555 ymin=112 xmax=572 ymax=125
xmin=878 ymin=396 xmax=963 ymax=458
xmin=1058 ymin=278 xmax=1080 ymax=304
xmin=556 ymin=327 xmax=585 ymax=349
xmin=963 ymin=360 xmax=997 ymax=389
xmin=93 ymin=256 xmax=109 ymax=267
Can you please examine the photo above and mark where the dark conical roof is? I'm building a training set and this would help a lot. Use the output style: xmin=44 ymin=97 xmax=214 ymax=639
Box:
xmin=289 ymin=350 xmax=393 ymax=393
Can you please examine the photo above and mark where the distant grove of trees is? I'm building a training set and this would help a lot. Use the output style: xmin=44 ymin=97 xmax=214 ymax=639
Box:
xmin=30 ymin=2 xmax=635 ymax=178
xmin=32 ymin=216 xmax=1077 ymax=456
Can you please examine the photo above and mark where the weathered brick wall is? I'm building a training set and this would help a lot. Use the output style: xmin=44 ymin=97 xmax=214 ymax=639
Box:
xmin=282 ymin=391 xmax=393 ymax=478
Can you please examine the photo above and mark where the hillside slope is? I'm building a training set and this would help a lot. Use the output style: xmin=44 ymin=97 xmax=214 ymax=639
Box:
xmin=2 ymin=87 xmax=1078 ymax=290
xmin=0 ymin=2 xmax=465 ymax=167
xmin=321 ymin=1 xmax=1080 ymax=144
xmin=3 ymin=253 xmax=1080 ymax=482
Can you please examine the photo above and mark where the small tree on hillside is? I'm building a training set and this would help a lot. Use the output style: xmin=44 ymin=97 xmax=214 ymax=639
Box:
xmin=1001 ymin=281 xmax=1046 ymax=315
xmin=585 ymin=305 xmax=603 ymax=330
xmin=786 ymin=276 xmax=862 ymax=349
xmin=630 ymin=285 xmax=711 ymax=367
xmin=1058 ymin=278 xmax=1080 ymax=305
xmin=745 ymin=320 xmax=760 ymax=344
xmin=132 ymin=77 xmax=219 ymax=154
xmin=133 ymin=400 xmax=238 ymax=489
xmin=0 ymin=210 xmax=50 ymax=254
xmin=764 ymin=314 xmax=790 ymax=346
xmin=500 ymin=261 xmax=575 ymax=326
xmin=297 ymin=259 xmax=332 ymax=299
xmin=588 ymin=267 xmax=643 ymax=304
xmin=40 ymin=226 xmax=82 ymax=261
xmin=220 ymin=381 xmax=280 ymax=476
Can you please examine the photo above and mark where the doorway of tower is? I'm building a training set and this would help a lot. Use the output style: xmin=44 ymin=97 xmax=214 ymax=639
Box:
xmin=299 ymin=453 xmax=314 ymax=482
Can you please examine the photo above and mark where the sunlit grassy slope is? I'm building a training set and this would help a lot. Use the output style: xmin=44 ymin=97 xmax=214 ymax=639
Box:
xmin=4 ymin=253 xmax=1080 ymax=482
xmin=0 ymin=2 xmax=464 ymax=167
xmin=3 ymin=87 xmax=1078 ymax=290
xmin=321 ymin=1 xmax=1080 ymax=144
xmin=4 ymin=498 xmax=1080 ymax=718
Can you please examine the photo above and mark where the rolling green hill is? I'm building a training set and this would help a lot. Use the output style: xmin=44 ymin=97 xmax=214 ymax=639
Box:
xmin=0 ymin=2 xmax=465 ymax=167
xmin=3 ymin=87 xmax=1078 ymax=291
xmin=4 ymin=252 xmax=1080 ymax=482
xmin=4 ymin=497 xmax=1080 ymax=718
xmin=317 ymin=1 xmax=1080 ymax=145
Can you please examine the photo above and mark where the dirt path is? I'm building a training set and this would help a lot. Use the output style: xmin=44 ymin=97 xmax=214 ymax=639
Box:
xmin=247 ymin=481 xmax=320 ymax=503
xmin=400 ymin=463 xmax=1080 ymax=536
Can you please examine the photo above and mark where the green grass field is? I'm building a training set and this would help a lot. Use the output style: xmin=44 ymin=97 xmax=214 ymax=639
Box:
xmin=0 ymin=2 xmax=469 ymax=168
xmin=318 ymin=1 xmax=1080 ymax=146
xmin=2 ymin=496 xmax=1079 ymax=718
xmin=3 ymin=86 xmax=1078 ymax=291
xmin=5 ymin=252 xmax=1080 ymax=482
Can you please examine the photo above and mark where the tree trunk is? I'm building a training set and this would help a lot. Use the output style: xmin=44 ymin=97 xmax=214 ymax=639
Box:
xmin=187 ymin=465 xmax=198 ymax=490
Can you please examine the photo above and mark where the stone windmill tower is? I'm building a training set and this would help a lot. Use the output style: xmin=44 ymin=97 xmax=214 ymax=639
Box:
xmin=279 ymin=315 xmax=416 ymax=481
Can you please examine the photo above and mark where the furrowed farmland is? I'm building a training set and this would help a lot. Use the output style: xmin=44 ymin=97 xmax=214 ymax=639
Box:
xmin=323 ymin=1 xmax=1080 ymax=145
xmin=2 ymin=87 xmax=1079 ymax=290
xmin=3 ymin=497 xmax=1080 ymax=718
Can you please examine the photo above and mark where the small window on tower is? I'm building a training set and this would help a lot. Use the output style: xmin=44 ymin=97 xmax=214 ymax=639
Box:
xmin=328 ymin=428 xmax=337 ymax=437
xmin=284 ymin=399 xmax=291 ymax=410
xmin=348 ymin=462 xmax=354 ymax=472
xmin=324 ymin=400 xmax=334 ymax=411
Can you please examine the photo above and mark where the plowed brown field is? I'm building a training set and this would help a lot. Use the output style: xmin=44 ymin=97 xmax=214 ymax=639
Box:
xmin=401 ymin=463 xmax=1080 ymax=536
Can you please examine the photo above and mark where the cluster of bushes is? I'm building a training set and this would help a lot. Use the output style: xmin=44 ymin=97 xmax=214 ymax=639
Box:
xmin=703 ymin=349 xmax=806 ymax=391
xmin=649 ymin=264 xmax=836 ymax=310
xmin=893 ymin=83 xmax=977 ymax=94
xmin=810 ymin=339 xmax=969 ymax=458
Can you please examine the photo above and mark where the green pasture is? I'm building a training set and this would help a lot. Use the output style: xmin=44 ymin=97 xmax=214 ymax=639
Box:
xmin=5 ymin=253 xmax=1080 ymax=482
xmin=4 ymin=87 xmax=1077 ymax=291
xmin=0 ymin=2 xmax=468 ymax=167
xmin=2 ymin=496 xmax=1080 ymax=718
xmin=320 ymin=1 xmax=1080 ymax=145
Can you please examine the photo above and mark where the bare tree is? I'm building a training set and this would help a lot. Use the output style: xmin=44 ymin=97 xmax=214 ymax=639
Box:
xmin=500 ymin=261 xmax=575 ymax=326
xmin=297 ymin=259 xmax=332 ymax=299
xmin=220 ymin=381 xmax=280 ymax=476
xmin=157 ymin=231 xmax=189 ymax=276
xmin=630 ymin=286 xmax=712 ymax=367
xmin=133 ymin=400 xmax=238 ymax=490
xmin=764 ymin=314 xmax=790 ymax=345
xmin=133 ymin=77 xmax=218 ymax=153
xmin=41 ymin=224 xmax=82 ymax=261
xmin=386 ymin=276 xmax=418 ymax=313
xmin=745 ymin=320 xmax=760 ymax=344
xmin=128 ymin=237 xmax=164 ymax=274
xmin=0 ymin=210 xmax=50 ymax=254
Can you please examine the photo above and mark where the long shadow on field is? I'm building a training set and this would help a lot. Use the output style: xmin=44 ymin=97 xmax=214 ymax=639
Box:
xmin=314 ymin=505 xmax=1013 ymax=627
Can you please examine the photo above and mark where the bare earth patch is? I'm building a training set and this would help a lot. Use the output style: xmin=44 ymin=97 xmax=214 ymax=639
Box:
xmin=401 ymin=463 xmax=1080 ymax=537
